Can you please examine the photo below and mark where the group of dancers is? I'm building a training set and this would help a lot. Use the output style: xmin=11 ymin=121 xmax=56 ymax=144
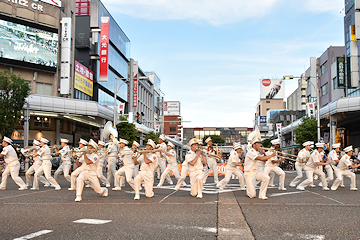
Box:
xmin=1 ymin=127 xmax=360 ymax=201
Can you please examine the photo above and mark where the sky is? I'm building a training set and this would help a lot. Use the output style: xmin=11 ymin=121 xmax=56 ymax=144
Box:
xmin=102 ymin=0 xmax=345 ymax=128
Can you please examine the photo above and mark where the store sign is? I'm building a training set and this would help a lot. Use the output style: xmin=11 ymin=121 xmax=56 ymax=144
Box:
xmin=99 ymin=17 xmax=109 ymax=82
xmin=351 ymin=25 xmax=357 ymax=41
xmin=60 ymin=17 xmax=71 ymax=95
xmin=306 ymin=103 xmax=315 ymax=117
xmin=132 ymin=61 xmax=139 ymax=107
xmin=276 ymin=123 xmax=282 ymax=137
xmin=74 ymin=60 xmax=93 ymax=96
xmin=259 ymin=116 xmax=266 ymax=124
xmin=7 ymin=0 xmax=45 ymax=12
xmin=164 ymin=101 xmax=180 ymax=116
xmin=337 ymin=57 xmax=346 ymax=88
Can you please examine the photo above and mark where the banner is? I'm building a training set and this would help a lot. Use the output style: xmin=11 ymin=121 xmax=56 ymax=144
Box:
xmin=99 ymin=17 xmax=109 ymax=82
xmin=337 ymin=57 xmax=346 ymax=88
xmin=170 ymin=163 xmax=243 ymax=176
xmin=132 ymin=61 xmax=139 ymax=107
xmin=117 ymin=102 xmax=125 ymax=114
xmin=74 ymin=61 xmax=93 ymax=96
xmin=260 ymin=79 xmax=285 ymax=99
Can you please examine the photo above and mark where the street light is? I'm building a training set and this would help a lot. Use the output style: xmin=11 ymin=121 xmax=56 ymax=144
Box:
xmin=283 ymin=75 xmax=320 ymax=142
xmin=114 ymin=76 xmax=149 ymax=126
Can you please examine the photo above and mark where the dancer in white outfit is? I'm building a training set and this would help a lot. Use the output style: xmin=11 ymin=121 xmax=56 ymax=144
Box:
xmin=31 ymin=138 xmax=61 ymax=190
xmin=289 ymin=141 xmax=311 ymax=187
xmin=68 ymin=138 xmax=88 ymax=191
xmin=106 ymin=137 xmax=119 ymax=186
xmin=297 ymin=142 xmax=330 ymax=191
xmin=203 ymin=137 xmax=219 ymax=184
xmin=134 ymin=139 xmax=158 ymax=200
xmin=263 ymin=139 xmax=286 ymax=191
xmin=156 ymin=135 xmax=172 ymax=184
xmin=96 ymin=141 xmax=110 ymax=187
xmin=0 ymin=136 xmax=27 ymax=190
xmin=113 ymin=139 xmax=135 ymax=191
xmin=75 ymin=139 xmax=108 ymax=202
xmin=320 ymin=143 xmax=341 ymax=187
xmin=244 ymin=133 xmax=276 ymax=200
xmin=54 ymin=139 xmax=72 ymax=183
xmin=331 ymin=146 xmax=360 ymax=191
xmin=217 ymin=142 xmax=245 ymax=190
xmin=157 ymin=142 xmax=181 ymax=186
xmin=131 ymin=141 xmax=141 ymax=179
xmin=186 ymin=138 xmax=207 ymax=199
xmin=25 ymin=139 xmax=49 ymax=187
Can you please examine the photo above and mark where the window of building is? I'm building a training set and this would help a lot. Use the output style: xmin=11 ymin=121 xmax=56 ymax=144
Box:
xmin=35 ymin=83 xmax=52 ymax=96
xmin=321 ymin=83 xmax=328 ymax=96
xmin=333 ymin=77 xmax=338 ymax=89
xmin=34 ymin=116 xmax=50 ymax=128
xmin=266 ymin=101 xmax=270 ymax=103
xmin=169 ymin=127 xmax=176 ymax=132
xmin=320 ymin=61 xmax=328 ymax=75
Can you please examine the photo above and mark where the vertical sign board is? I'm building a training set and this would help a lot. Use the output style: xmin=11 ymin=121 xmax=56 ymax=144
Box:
xmin=99 ymin=17 xmax=109 ymax=82
xmin=276 ymin=123 xmax=282 ymax=138
xmin=117 ymin=102 xmax=125 ymax=114
xmin=337 ymin=57 xmax=346 ymax=88
xmin=60 ymin=17 xmax=71 ymax=95
xmin=132 ymin=61 xmax=139 ymax=107
xmin=306 ymin=103 xmax=315 ymax=117
xmin=74 ymin=61 xmax=93 ymax=96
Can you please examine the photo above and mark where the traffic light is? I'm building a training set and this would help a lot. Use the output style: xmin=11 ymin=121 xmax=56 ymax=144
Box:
xmin=136 ymin=112 xmax=141 ymax=123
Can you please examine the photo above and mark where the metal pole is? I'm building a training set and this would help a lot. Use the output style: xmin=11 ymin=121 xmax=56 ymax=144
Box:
xmin=114 ymin=78 xmax=117 ymax=126
xmin=23 ymin=104 xmax=29 ymax=147
xmin=316 ymin=78 xmax=321 ymax=142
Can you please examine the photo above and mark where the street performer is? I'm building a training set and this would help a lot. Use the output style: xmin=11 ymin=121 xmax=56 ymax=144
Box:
xmin=157 ymin=142 xmax=181 ymax=186
xmin=296 ymin=142 xmax=330 ymax=191
xmin=321 ymin=143 xmax=341 ymax=187
xmin=186 ymin=138 xmax=207 ymax=198
xmin=97 ymin=141 xmax=110 ymax=187
xmin=156 ymin=135 xmax=172 ymax=184
xmin=0 ymin=136 xmax=27 ymax=190
xmin=75 ymin=139 xmax=108 ymax=202
xmin=133 ymin=139 xmax=158 ymax=200
xmin=263 ymin=139 xmax=286 ymax=191
xmin=244 ymin=134 xmax=276 ymax=200
xmin=25 ymin=139 xmax=50 ymax=188
xmin=106 ymin=137 xmax=119 ymax=187
xmin=203 ymin=137 xmax=219 ymax=184
xmin=216 ymin=142 xmax=245 ymax=191
xmin=31 ymin=138 xmax=61 ymax=190
xmin=54 ymin=138 xmax=72 ymax=184
xmin=113 ymin=139 xmax=135 ymax=191
xmin=289 ymin=141 xmax=311 ymax=187
xmin=331 ymin=146 xmax=360 ymax=191
xmin=68 ymin=138 xmax=88 ymax=191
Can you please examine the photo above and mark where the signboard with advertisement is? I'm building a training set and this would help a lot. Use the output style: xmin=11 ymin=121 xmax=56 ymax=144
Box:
xmin=39 ymin=0 xmax=62 ymax=7
xmin=99 ymin=17 xmax=109 ymax=82
xmin=260 ymin=79 xmax=285 ymax=99
xmin=132 ymin=61 xmax=139 ymax=107
xmin=0 ymin=19 xmax=58 ymax=69
xmin=164 ymin=101 xmax=181 ymax=116
xmin=337 ymin=57 xmax=346 ymax=88
xmin=74 ymin=60 xmax=93 ymax=96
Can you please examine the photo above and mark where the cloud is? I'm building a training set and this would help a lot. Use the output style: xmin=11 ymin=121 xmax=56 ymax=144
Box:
xmin=101 ymin=0 xmax=280 ymax=25
xmin=300 ymin=0 xmax=344 ymax=13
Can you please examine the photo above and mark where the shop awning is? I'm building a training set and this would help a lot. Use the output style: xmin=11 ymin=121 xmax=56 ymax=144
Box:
xmin=320 ymin=95 xmax=360 ymax=119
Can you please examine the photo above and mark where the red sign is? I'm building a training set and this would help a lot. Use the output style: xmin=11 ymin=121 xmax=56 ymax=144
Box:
xmin=99 ymin=17 xmax=109 ymax=82
xmin=262 ymin=79 xmax=271 ymax=87
xmin=132 ymin=61 xmax=139 ymax=107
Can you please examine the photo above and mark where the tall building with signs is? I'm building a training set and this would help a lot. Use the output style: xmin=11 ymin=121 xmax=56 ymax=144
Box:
xmin=0 ymin=0 xmax=116 ymax=147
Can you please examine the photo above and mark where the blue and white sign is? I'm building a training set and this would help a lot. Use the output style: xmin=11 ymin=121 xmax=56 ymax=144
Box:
xmin=260 ymin=116 xmax=267 ymax=124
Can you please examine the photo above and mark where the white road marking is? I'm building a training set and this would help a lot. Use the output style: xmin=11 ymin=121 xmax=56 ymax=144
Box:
xmin=269 ymin=191 xmax=302 ymax=197
xmin=163 ymin=224 xmax=216 ymax=233
xmin=158 ymin=190 xmax=177 ymax=203
xmin=283 ymin=232 xmax=325 ymax=239
xmin=73 ymin=219 xmax=112 ymax=224
xmin=0 ymin=189 xmax=53 ymax=200
xmin=13 ymin=230 xmax=53 ymax=240
xmin=306 ymin=190 xmax=345 ymax=205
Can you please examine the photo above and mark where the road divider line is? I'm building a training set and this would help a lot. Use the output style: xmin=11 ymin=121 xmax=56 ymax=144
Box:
xmin=73 ymin=219 xmax=112 ymax=224
xmin=305 ymin=190 xmax=345 ymax=205
xmin=13 ymin=230 xmax=53 ymax=240
xmin=0 ymin=189 xmax=53 ymax=200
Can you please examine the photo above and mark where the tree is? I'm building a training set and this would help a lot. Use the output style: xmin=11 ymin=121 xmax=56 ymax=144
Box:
xmin=144 ymin=131 xmax=163 ymax=144
xmin=202 ymin=135 xmax=225 ymax=146
xmin=294 ymin=116 xmax=317 ymax=145
xmin=0 ymin=71 xmax=30 ymax=138
xmin=261 ymin=138 xmax=273 ymax=148
xmin=116 ymin=116 xmax=138 ymax=145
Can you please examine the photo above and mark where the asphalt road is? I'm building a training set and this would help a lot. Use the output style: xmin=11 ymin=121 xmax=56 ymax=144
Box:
xmin=1 ymin=171 xmax=360 ymax=239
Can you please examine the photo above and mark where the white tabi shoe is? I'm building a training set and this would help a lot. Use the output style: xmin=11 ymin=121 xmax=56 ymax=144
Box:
xmin=182 ymin=182 xmax=187 ymax=186
xmin=44 ymin=184 xmax=50 ymax=187
xmin=350 ymin=188 xmax=358 ymax=191
xmin=340 ymin=185 xmax=345 ymax=188
xmin=296 ymin=186 xmax=305 ymax=191
xmin=30 ymin=187 xmax=39 ymax=190
xmin=55 ymin=187 xmax=61 ymax=190
xmin=278 ymin=188 xmax=287 ymax=191
xmin=18 ymin=187 xmax=27 ymax=191
xmin=259 ymin=196 xmax=268 ymax=200
xmin=102 ymin=188 xmax=108 ymax=197
xmin=85 ymin=184 xmax=91 ymax=188
xmin=310 ymin=184 xmax=316 ymax=187
xmin=106 ymin=184 xmax=111 ymax=188
xmin=322 ymin=187 xmax=329 ymax=191
xmin=134 ymin=194 xmax=140 ymax=200
xmin=75 ymin=196 xmax=82 ymax=202
xmin=196 ymin=193 xmax=203 ymax=199
xmin=68 ymin=188 xmax=75 ymax=191
xmin=112 ymin=187 xmax=121 ymax=191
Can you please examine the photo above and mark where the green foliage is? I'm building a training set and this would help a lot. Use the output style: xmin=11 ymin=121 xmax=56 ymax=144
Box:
xmin=116 ymin=116 xmax=138 ymax=145
xmin=202 ymin=135 xmax=225 ymax=146
xmin=144 ymin=131 xmax=163 ymax=143
xmin=294 ymin=116 xmax=317 ymax=145
xmin=261 ymin=138 xmax=273 ymax=148
xmin=0 ymin=71 xmax=30 ymax=138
